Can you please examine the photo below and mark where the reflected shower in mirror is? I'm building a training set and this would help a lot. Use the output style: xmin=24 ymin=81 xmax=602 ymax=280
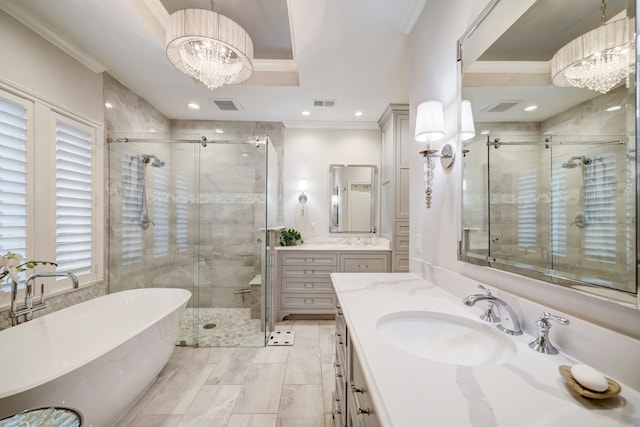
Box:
xmin=458 ymin=0 xmax=637 ymax=306
xmin=329 ymin=165 xmax=377 ymax=233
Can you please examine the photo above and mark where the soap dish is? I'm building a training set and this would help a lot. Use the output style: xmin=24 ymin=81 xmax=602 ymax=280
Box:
xmin=559 ymin=365 xmax=621 ymax=399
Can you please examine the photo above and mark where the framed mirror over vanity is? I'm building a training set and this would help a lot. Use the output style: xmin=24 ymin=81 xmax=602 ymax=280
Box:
xmin=329 ymin=164 xmax=377 ymax=233
xmin=458 ymin=0 xmax=638 ymax=307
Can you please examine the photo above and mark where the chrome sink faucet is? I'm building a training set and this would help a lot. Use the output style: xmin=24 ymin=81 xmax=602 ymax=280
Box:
xmin=463 ymin=284 xmax=523 ymax=335
xmin=529 ymin=312 xmax=569 ymax=354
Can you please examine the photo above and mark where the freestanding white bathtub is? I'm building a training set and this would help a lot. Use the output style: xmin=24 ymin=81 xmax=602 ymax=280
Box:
xmin=0 ymin=287 xmax=191 ymax=426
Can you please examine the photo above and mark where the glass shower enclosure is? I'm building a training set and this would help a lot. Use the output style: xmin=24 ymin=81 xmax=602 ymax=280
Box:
xmin=107 ymin=134 xmax=278 ymax=347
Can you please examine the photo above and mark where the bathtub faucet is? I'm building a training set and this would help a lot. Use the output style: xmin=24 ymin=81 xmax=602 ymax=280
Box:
xmin=9 ymin=271 xmax=79 ymax=326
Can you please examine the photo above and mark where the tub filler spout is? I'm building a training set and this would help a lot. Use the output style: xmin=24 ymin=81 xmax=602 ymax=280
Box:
xmin=9 ymin=271 xmax=79 ymax=326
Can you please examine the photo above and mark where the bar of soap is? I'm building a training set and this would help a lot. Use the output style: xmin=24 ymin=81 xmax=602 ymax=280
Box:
xmin=570 ymin=364 xmax=608 ymax=392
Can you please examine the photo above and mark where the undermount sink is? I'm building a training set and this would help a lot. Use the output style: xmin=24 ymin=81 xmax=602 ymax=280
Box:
xmin=376 ymin=311 xmax=517 ymax=366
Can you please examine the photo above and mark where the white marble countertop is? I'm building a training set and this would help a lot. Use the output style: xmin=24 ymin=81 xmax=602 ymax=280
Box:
xmin=276 ymin=244 xmax=390 ymax=252
xmin=331 ymin=272 xmax=640 ymax=427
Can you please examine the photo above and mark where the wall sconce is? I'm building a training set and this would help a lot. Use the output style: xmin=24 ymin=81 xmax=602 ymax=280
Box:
xmin=460 ymin=100 xmax=476 ymax=141
xmin=415 ymin=100 xmax=454 ymax=209
xmin=298 ymin=179 xmax=308 ymax=216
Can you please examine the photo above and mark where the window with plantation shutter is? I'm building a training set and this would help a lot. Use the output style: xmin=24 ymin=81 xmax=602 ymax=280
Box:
xmin=153 ymin=166 xmax=169 ymax=258
xmin=55 ymin=117 xmax=94 ymax=276
xmin=121 ymin=156 xmax=143 ymax=265
xmin=175 ymin=170 xmax=189 ymax=249
xmin=518 ymin=170 xmax=537 ymax=251
xmin=551 ymin=162 xmax=567 ymax=259
xmin=0 ymin=94 xmax=31 ymax=258
xmin=583 ymin=153 xmax=617 ymax=264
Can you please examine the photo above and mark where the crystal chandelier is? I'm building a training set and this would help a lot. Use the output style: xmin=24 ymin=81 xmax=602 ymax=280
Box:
xmin=551 ymin=0 xmax=635 ymax=94
xmin=166 ymin=3 xmax=253 ymax=90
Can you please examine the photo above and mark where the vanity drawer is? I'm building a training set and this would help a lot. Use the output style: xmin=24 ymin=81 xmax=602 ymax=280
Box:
xmin=340 ymin=255 xmax=389 ymax=273
xmin=280 ymin=265 xmax=336 ymax=279
xmin=281 ymin=252 xmax=338 ymax=266
xmin=280 ymin=293 xmax=336 ymax=309
xmin=395 ymin=234 xmax=409 ymax=251
xmin=281 ymin=277 xmax=333 ymax=292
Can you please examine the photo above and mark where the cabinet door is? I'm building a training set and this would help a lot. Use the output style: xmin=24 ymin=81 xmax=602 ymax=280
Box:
xmin=340 ymin=254 xmax=389 ymax=273
xmin=349 ymin=347 xmax=383 ymax=427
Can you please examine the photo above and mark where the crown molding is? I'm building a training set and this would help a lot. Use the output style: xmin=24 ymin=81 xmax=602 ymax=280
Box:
xmin=398 ymin=0 xmax=427 ymax=34
xmin=282 ymin=120 xmax=380 ymax=130
xmin=0 ymin=0 xmax=107 ymax=73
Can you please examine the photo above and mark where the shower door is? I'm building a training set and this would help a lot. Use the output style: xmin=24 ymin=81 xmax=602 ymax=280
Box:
xmin=108 ymin=136 xmax=276 ymax=347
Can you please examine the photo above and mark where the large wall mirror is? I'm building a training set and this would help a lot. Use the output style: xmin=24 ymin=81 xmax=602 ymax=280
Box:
xmin=458 ymin=0 xmax=638 ymax=307
xmin=329 ymin=164 xmax=377 ymax=233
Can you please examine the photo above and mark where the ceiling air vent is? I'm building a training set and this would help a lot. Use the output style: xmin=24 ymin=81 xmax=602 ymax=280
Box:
xmin=313 ymin=99 xmax=336 ymax=107
xmin=210 ymin=99 xmax=241 ymax=111
xmin=482 ymin=101 xmax=520 ymax=113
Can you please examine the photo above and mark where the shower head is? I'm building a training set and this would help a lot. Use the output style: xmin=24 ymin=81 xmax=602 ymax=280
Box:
xmin=141 ymin=154 xmax=165 ymax=168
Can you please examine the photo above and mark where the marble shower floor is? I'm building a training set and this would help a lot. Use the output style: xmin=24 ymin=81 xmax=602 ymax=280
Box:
xmin=178 ymin=308 xmax=265 ymax=347
xmin=117 ymin=320 xmax=337 ymax=427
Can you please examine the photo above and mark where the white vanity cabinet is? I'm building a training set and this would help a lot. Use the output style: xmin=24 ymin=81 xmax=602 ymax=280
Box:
xmin=275 ymin=248 xmax=390 ymax=320
xmin=334 ymin=304 xmax=382 ymax=427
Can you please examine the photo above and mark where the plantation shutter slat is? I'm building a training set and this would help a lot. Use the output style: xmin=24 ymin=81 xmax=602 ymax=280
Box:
xmin=56 ymin=120 xmax=94 ymax=276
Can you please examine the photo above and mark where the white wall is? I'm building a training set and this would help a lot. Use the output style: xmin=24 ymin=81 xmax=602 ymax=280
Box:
xmin=283 ymin=128 xmax=381 ymax=238
xmin=0 ymin=10 xmax=103 ymax=122
xmin=407 ymin=0 xmax=640 ymax=341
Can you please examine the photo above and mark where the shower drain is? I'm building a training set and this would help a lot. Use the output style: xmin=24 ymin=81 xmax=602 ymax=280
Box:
xmin=203 ymin=323 xmax=217 ymax=329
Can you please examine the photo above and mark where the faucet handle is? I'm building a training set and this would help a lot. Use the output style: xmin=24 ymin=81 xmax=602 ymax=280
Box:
xmin=477 ymin=284 xmax=493 ymax=297
xmin=529 ymin=312 xmax=569 ymax=354
xmin=539 ymin=312 xmax=570 ymax=327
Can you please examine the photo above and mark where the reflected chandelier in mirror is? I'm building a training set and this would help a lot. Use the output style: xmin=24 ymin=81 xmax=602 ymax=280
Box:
xmin=457 ymin=0 xmax=637 ymax=307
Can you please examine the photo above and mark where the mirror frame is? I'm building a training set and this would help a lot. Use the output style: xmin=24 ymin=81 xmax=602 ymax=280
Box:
xmin=329 ymin=164 xmax=377 ymax=234
xmin=456 ymin=0 xmax=639 ymax=310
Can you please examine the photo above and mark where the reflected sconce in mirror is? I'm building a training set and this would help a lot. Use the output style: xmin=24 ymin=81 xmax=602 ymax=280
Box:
xmin=415 ymin=100 xmax=454 ymax=208
xmin=460 ymin=100 xmax=476 ymax=141
xmin=298 ymin=179 xmax=308 ymax=216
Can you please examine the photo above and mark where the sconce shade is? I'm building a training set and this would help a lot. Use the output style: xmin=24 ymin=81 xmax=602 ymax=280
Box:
xmin=415 ymin=100 xmax=445 ymax=143
xmin=297 ymin=179 xmax=308 ymax=192
xmin=460 ymin=100 xmax=476 ymax=141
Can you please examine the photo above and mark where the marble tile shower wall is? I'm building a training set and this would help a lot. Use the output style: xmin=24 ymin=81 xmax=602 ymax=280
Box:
xmin=478 ymin=85 xmax=634 ymax=289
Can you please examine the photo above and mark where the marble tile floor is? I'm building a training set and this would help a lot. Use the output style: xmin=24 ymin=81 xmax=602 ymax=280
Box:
xmin=118 ymin=320 xmax=337 ymax=427
xmin=178 ymin=308 xmax=265 ymax=347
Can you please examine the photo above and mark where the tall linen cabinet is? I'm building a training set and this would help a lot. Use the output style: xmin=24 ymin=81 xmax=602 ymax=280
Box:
xmin=378 ymin=104 xmax=410 ymax=272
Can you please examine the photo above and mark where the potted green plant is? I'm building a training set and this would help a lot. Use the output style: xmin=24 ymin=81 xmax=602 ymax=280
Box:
xmin=280 ymin=228 xmax=303 ymax=246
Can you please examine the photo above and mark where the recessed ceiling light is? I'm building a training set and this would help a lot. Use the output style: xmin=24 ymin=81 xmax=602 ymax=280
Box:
xmin=524 ymin=105 xmax=538 ymax=112
xmin=188 ymin=103 xmax=200 ymax=110
xmin=104 ymin=102 xmax=113 ymax=109
xmin=354 ymin=111 xmax=363 ymax=117
xmin=606 ymin=105 xmax=622 ymax=112
xmin=302 ymin=111 xmax=310 ymax=116
xmin=148 ymin=128 xmax=156 ymax=133
xmin=215 ymin=128 xmax=224 ymax=134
